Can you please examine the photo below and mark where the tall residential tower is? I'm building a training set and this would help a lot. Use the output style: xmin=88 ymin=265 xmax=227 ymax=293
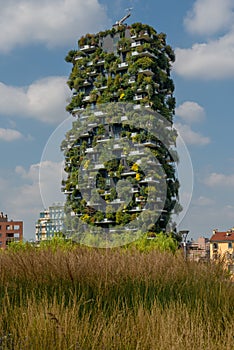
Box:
xmin=61 ymin=17 xmax=180 ymax=243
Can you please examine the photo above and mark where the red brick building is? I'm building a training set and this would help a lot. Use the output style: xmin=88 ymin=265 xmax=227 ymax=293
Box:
xmin=0 ymin=212 xmax=23 ymax=249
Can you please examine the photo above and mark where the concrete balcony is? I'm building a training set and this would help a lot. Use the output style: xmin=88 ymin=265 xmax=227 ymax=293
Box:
xmin=135 ymin=32 xmax=152 ymax=41
xmin=88 ymin=123 xmax=98 ymax=127
xmin=113 ymin=143 xmax=123 ymax=149
xmin=138 ymin=68 xmax=154 ymax=76
xmin=121 ymin=171 xmax=136 ymax=177
xmin=129 ymin=150 xmax=144 ymax=156
xmin=64 ymin=190 xmax=73 ymax=195
xmin=95 ymin=218 xmax=115 ymax=225
xmin=131 ymin=187 xmax=139 ymax=193
xmin=72 ymin=107 xmax=85 ymax=114
xmin=121 ymin=115 xmax=128 ymax=121
xmin=128 ymin=77 xmax=136 ymax=84
xmin=133 ymin=104 xmax=141 ymax=110
xmin=96 ymin=136 xmax=111 ymax=143
xmin=117 ymin=62 xmax=128 ymax=70
xmin=142 ymin=140 xmax=158 ymax=147
xmin=131 ymin=51 xmax=139 ymax=57
xmin=83 ymin=80 xmax=91 ymax=86
xmin=110 ymin=198 xmax=125 ymax=204
xmin=98 ymin=85 xmax=107 ymax=90
xmin=85 ymin=147 xmax=95 ymax=153
xmin=74 ymin=56 xmax=84 ymax=61
xmin=94 ymin=111 xmax=104 ymax=116
xmin=136 ymin=197 xmax=146 ymax=202
xmin=87 ymin=70 xmax=98 ymax=76
xmin=96 ymin=59 xmax=105 ymax=65
xmin=133 ymin=95 xmax=143 ymax=101
xmin=82 ymin=95 xmax=91 ymax=102
xmin=128 ymin=206 xmax=142 ymax=212
xmin=140 ymin=177 xmax=159 ymax=183
xmin=131 ymin=42 xmax=141 ymax=48
xmin=80 ymin=115 xmax=89 ymax=121
xmin=80 ymin=44 xmax=97 ymax=53
xmin=132 ymin=50 xmax=156 ymax=59
xmin=94 ymin=163 xmax=105 ymax=170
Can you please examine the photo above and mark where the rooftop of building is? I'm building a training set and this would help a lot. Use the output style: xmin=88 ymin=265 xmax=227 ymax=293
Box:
xmin=210 ymin=229 xmax=234 ymax=242
xmin=0 ymin=212 xmax=8 ymax=222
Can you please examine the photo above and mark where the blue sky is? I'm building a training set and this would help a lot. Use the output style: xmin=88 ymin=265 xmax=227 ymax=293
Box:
xmin=1 ymin=0 xmax=234 ymax=241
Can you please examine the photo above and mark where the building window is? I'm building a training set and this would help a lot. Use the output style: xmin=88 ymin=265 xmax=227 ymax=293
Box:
xmin=228 ymin=242 xmax=232 ymax=249
xmin=213 ymin=243 xmax=218 ymax=250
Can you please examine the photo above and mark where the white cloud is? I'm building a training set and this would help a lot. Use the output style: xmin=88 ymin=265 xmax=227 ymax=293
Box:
xmin=204 ymin=172 xmax=234 ymax=187
xmin=0 ymin=128 xmax=23 ymax=141
xmin=174 ymin=31 xmax=234 ymax=79
xmin=176 ymin=101 xmax=205 ymax=123
xmin=193 ymin=196 xmax=215 ymax=206
xmin=184 ymin=0 xmax=234 ymax=36
xmin=175 ymin=123 xmax=210 ymax=146
xmin=175 ymin=1 xmax=234 ymax=80
xmin=0 ymin=0 xmax=109 ymax=52
xmin=15 ymin=161 xmax=65 ymax=208
xmin=1 ymin=160 xmax=65 ymax=239
xmin=0 ymin=76 xmax=70 ymax=124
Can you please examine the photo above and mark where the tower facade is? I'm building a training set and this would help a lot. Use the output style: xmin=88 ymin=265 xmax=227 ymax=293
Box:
xmin=62 ymin=21 xmax=180 ymax=243
xmin=35 ymin=204 xmax=65 ymax=241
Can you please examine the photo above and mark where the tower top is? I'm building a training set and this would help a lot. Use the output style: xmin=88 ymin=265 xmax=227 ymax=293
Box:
xmin=113 ymin=8 xmax=133 ymax=27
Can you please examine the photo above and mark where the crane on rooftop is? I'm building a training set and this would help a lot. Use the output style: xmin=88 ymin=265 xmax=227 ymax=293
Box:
xmin=113 ymin=8 xmax=133 ymax=27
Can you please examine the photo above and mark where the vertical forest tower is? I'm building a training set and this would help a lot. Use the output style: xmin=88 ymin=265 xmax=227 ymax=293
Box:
xmin=62 ymin=15 xmax=180 ymax=241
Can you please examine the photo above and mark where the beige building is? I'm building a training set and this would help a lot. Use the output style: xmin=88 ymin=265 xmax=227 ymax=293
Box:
xmin=210 ymin=229 xmax=234 ymax=273
xmin=187 ymin=237 xmax=210 ymax=261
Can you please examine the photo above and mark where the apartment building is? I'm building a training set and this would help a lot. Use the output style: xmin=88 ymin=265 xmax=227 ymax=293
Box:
xmin=0 ymin=212 xmax=23 ymax=249
xmin=35 ymin=204 xmax=65 ymax=241
xmin=210 ymin=228 xmax=234 ymax=273
xmin=62 ymin=16 xmax=180 ymax=240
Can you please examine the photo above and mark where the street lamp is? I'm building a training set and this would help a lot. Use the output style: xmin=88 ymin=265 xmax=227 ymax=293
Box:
xmin=180 ymin=230 xmax=189 ymax=260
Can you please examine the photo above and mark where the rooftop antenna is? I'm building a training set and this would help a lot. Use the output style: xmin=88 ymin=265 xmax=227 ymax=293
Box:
xmin=113 ymin=7 xmax=133 ymax=27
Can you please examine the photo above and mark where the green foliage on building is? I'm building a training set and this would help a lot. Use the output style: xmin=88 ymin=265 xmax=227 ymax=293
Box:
xmin=61 ymin=22 xmax=181 ymax=243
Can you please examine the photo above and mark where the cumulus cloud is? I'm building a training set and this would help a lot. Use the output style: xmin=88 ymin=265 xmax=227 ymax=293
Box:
xmin=1 ymin=161 xmax=65 ymax=238
xmin=175 ymin=123 xmax=210 ymax=146
xmin=15 ymin=160 xmax=65 ymax=208
xmin=0 ymin=0 xmax=109 ymax=52
xmin=175 ymin=101 xmax=205 ymax=123
xmin=0 ymin=76 xmax=70 ymax=124
xmin=204 ymin=172 xmax=234 ymax=187
xmin=0 ymin=128 xmax=23 ymax=141
xmin=174 ymin=0 xmax=234 ymax=79
xmin=174 ymin=31 xmax=234 ymax=79
xmin=184 ymin=0 xmax=234 ymax=36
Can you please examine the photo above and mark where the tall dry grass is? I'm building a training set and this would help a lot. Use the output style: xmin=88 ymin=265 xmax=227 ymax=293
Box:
xmin=0 ymin=246 xmax=233 ymax=349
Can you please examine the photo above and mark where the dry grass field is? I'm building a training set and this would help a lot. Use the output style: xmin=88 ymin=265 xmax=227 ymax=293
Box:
xmin=0 ymin=244 xmax=233 ymax=349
